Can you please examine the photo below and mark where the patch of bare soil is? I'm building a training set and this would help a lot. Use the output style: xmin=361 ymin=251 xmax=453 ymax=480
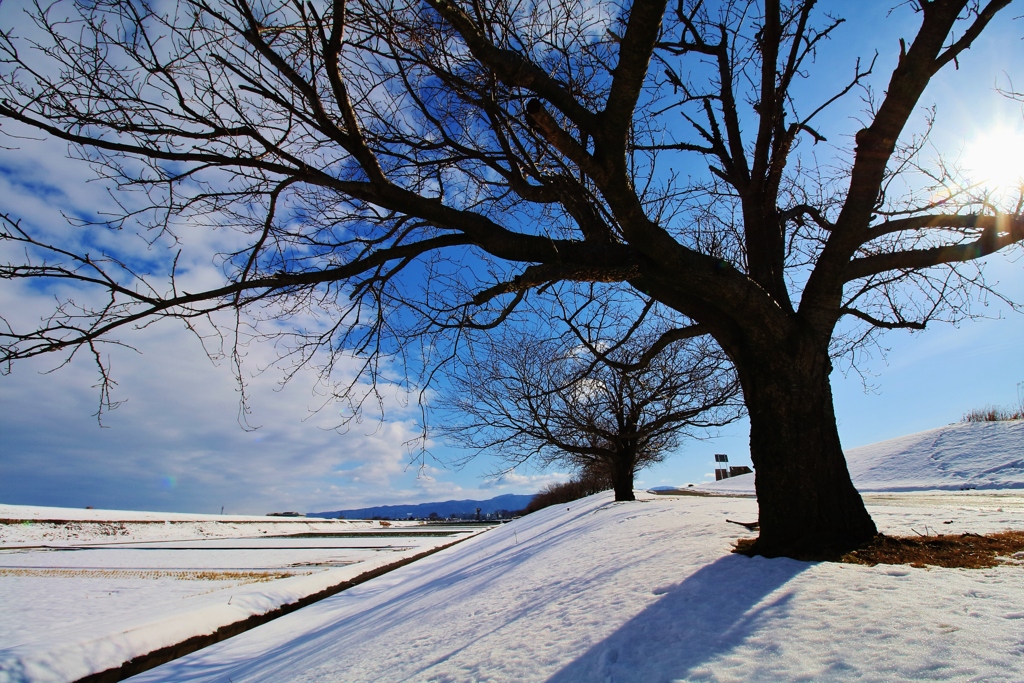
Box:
xmin=735 ymin=531 xmax=1024 ymax=568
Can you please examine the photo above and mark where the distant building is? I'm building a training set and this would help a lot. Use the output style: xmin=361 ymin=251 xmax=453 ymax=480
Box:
xmin=714 ymin=454 xmax=753 ymax=480
xmin=266 ymin=511 xmax=305 ymax=517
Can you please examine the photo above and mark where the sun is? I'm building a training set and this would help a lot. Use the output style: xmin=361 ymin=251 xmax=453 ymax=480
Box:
xmin=960 ymin=125 xmax=1024 ymax=200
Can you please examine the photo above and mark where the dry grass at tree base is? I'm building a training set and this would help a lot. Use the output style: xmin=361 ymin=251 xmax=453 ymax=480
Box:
xmin=735 ymin=531 xmax=1024 ymax=568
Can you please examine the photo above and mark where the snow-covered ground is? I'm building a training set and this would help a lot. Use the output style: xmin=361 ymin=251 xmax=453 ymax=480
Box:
xmin=0 ymin=507 xmax=486 ymax=683
xmin=122 ymin=490 xmax=1024 ymax=683
xmin=0 ymin=504 xmax=311 ymax=523
xmin=699 ymin=420 xmax=1024 ymax=495
xmin=0 ymin=506 xmax=416 ymax=548
xmin=5 ymin=420 xmax=1024 ymax=682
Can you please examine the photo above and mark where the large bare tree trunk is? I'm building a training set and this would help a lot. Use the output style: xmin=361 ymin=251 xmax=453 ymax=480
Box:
xmin=738 ymin=337 xmax=877 ymax=557
xmin=611 ymin=454 xmax=637 ymax=502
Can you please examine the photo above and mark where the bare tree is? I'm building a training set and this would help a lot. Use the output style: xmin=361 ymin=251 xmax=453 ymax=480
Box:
xmin=2 ymin=0 xmax=1023 ymax=555
xmin=438 ymin=321 xmax=741 ymax=501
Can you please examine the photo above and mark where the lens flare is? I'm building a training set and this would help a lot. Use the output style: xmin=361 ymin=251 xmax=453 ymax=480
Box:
xmin=960 ymin=125 xmax=1024 ymax=200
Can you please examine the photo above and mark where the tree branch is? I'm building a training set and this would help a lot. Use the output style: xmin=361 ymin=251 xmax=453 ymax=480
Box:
xmin=847 ymin=214 xmax=1024 ymax=280
xmin=601 ymin=0 xmax=670 ymax=148
xmin=839 ymin=307 xmax=926 ymax=330
xmin=423 ymin=0 xmax=600 ymax=132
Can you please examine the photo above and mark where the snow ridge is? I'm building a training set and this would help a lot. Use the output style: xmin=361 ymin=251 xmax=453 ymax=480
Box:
xmin=702 ymin=420 xmax=1024 ymax=494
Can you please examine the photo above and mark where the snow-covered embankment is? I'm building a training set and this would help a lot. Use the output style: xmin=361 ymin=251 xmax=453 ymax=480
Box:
xmin=128 ymin=489 xmax=1024 ymax=682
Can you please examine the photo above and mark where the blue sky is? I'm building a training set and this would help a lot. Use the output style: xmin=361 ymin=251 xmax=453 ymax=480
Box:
xmin=1 ymin=0 xmax=1023 ymax=514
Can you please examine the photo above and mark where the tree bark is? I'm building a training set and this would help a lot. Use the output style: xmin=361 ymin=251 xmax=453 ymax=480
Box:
xmin=736 ymin=335 xmax=877 ymax=557
xmin=611 ymin=455 xmax=637 ymax=502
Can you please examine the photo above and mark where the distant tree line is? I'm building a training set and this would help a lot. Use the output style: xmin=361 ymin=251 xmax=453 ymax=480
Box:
xmin=521 ymin=468 xmax=613 ymax=515
xmin=357 ymin=510 xmax=522 ymax=522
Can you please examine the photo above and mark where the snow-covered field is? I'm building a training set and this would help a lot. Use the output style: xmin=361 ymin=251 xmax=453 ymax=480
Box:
xmin=121 ymin=489 xmax=1024 ymax=683
xmin=0 ymin=504 xmax=323 ymax=523
xmin=0 ymin=504 xmax=421 ymax=547
xmin=0 ymin=509 xmax=487 ymax=683
xmin=4 ymin=420 xmax=1023 ymax=683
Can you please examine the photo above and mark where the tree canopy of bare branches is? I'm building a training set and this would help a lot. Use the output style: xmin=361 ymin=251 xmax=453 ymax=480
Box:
xmin=438 ymin=322 xmax=741 ymax=501
xmin=2 ymin=0 xmax=1023 ymax=556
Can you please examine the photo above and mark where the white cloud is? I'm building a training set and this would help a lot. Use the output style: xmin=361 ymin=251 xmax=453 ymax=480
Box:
xmin=0 ymin=117 xmax=452 ymax=514
xmin=0 ymin=272 xmax=550 ymax=514
xmin=480 ymin=470 xmax=570 ymax=490
xmin=0 ymin=273 xmax=429 ymax=512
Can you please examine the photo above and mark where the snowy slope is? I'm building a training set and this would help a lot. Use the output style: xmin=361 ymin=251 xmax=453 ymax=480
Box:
xmin=700 ymin=420 xmax=1024 ymax=494
xmin=127 ymin=490 xmax=1024 ymax=683
xmin=0 ymin=513 xmax=482 ymax=683
xmin=7 ymin=423 xmax=1024 ymax=683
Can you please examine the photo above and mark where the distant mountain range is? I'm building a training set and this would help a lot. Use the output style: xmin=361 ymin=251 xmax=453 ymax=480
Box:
xmin=308 ymin=493 xmax=536 ymax=520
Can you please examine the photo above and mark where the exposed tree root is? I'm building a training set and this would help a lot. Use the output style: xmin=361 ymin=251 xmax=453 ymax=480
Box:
xmin=725 ymin=519 xmax=760 ymax=531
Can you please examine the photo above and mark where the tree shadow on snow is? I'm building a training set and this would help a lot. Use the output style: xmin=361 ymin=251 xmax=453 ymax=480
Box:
xmin=547 ymin=553 xmax=811 ymax=683
xmin=130 ymin=503 xmax=628 ymax=683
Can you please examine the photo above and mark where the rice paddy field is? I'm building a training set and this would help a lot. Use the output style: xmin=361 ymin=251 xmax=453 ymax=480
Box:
xmin=0 ymin=507 xmax=491 ymax=683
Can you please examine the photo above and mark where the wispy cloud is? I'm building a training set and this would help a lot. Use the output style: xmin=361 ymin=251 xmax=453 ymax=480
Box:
xmin=480 ymin=470 xmax=570 ymax=490
xmin=0 ymin=132 xmax=445 ymax=513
